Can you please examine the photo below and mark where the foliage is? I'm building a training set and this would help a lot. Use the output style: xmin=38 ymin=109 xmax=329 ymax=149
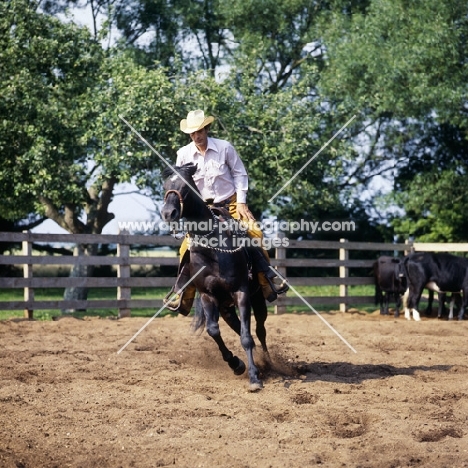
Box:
xmin=319 ymin=0 xmax=468 ymax=241
xmin=112 ymin=0 xmax=183 ymax=69
xmin=1 ymin=2 xmax=180 ymax=233
xmin=0 ymin=0 xmax=103 ymax=225
xmin=321 ymin=0 xmax=468 ymax=121
xmin=391 ymin=167 xmax=468 ymax=242
xmin=82 ymin=51 xmax=181 ymax=202
xmin=4 ymin=0 xmax=468 ymax=242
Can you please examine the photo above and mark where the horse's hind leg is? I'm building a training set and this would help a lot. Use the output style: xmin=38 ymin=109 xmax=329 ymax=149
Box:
xmin=201 ymin=296 xmax=246 ymax=376
xmin=220 ymin=305 xmax=241 ymax=335
xmin=222 ymin=296 xmax=269 ymax=356
xmin=236 ymin=291 xmax=263 ymax=391
xmin=251 ymin=287 xmax=269 ymax=355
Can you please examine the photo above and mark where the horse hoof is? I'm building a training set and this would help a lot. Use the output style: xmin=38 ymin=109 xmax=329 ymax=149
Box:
xmin=228 ymin=356 xmax=246 ymax=375
xmin=234 ymin=360 xmax=246 ymax=375
xmin=249 ymin=381 xmax=263 ymax=392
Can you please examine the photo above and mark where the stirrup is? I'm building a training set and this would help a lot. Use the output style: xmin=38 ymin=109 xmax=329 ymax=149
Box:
xmin=163 ymin=289 xmax=182 ymax=311
xmin=163 ymin=285 xmax=195 ymax=316
xmin=265 ymin=271 xmax=289 ymax=295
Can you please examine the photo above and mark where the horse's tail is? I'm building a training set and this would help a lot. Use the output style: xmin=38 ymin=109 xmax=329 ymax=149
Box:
xmin=375 ymin=282 xmax=382 ymax=307
xmin=191 ymin=296 xmax=206 ymax=332
xmin=373 ymin=261 xmax=381 ymax=306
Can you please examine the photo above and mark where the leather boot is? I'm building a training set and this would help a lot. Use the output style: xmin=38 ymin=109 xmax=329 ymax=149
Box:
xmin=264 ymin=266 xmax=289 ymax=295
xmin=249 ymin=247 xmax=289 ymax=300
xmin=163 ymin=263 xmax=196 ymax=316
xmin=258 ymin=272 xmax=278 ymax=303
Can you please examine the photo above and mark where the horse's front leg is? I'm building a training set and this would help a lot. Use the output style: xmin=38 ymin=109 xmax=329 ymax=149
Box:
xmin=200 ymin=294 xmax=246 ymax=376
xmin=236 ymin=290 xmax=263 ymax=391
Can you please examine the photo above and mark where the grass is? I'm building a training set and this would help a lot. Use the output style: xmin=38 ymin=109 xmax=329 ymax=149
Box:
xmin=0 ymin=287 xmax=172 ymax=321
xmin=281 ymin=284 xmax=377 ymax=314
xmin=0 ymin=285 xmax=377 ymax=321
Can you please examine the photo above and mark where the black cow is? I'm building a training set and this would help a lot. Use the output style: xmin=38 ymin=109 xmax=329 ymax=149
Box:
xmin=421 ymin=289 xmax=459 ymax=319
xmin=373 ymin=256 xmax=407 ymax=317
xmin=401 ymin=252 xmax=468 ymax=321
xmin=434 ymin=292 xmax=462 ymax=320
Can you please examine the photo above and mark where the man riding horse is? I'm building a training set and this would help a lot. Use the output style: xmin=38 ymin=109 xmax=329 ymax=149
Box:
xmin=163 ymin=109 xmax=289 ymax=315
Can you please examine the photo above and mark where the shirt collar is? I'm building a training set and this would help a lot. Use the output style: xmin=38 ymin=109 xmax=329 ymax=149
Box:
xmin=189 ymin=137 xmax=218 ymax=157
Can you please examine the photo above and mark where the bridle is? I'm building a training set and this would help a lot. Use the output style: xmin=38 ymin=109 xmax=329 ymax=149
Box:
xmin=163 ymin=187 xmax=246 ymax=253
xmin=164 ymin=187 xmax=219 ymax=239
xmin=164 ymin=189 xmax=185 ymax=218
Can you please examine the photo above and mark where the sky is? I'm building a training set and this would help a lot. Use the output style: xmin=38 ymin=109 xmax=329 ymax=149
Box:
xmin=32 ymin=189 xmax=157 ymax=235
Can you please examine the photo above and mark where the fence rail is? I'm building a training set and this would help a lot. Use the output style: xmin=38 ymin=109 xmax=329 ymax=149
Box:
xmin=2 ymin=231 xmax=468 ymax=319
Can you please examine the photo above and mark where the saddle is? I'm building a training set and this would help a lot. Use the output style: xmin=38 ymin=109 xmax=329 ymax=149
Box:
xmin=189 ymin=203 xmax=253 ymax=274
xmin=207 ymin=200 xmax=287 ymax=297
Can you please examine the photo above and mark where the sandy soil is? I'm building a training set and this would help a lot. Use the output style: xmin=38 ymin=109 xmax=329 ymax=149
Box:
xmin=1 ymin=309 xmax=468 ymax=468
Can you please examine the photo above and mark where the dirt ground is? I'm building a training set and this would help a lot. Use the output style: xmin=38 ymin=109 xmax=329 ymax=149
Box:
xmin=1 ymin=309 xmax=468 ymax=468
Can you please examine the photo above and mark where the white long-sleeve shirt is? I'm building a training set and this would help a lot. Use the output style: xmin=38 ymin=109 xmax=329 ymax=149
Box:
xmin=176 ymin=137 xmax=248 ymax=203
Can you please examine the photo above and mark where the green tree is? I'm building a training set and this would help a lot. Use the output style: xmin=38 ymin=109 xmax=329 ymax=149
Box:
xmin=9 ymin=0 xmax=387 ymax=243
xmin=320 ymin=0 xmax=468 ymax=241
xmin=321 ymin=0 xmax=468 ymax=120
xmin=0 ymin=0 xmax=103 ymax=223
xmin=0 ymin=1 xmax=182 ymax=306
xmin=391 ymin=168 xmax=468 ymax=242
xmin=1 ymin=1 xmax=180 ymax=234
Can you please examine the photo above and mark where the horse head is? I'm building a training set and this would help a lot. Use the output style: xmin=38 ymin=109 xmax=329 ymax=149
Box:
xmin=161 ymin=163 xmax=200 ymax=223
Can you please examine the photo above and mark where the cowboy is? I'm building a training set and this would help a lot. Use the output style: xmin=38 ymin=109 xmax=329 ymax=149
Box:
xmin=163 ymin=109 xmax=288 ymax=315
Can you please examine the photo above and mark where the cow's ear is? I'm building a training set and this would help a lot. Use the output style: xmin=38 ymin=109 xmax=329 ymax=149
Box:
xmin=391 ymin=258 xmax=400 ymax=264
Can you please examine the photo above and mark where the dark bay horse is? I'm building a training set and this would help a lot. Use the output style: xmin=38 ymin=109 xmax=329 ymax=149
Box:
xmin=160 ymin=163 xmax=268 ymax=391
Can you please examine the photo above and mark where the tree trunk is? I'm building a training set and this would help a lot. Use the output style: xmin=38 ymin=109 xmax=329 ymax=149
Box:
xmin=40 ymin=177 xmax=116 ymax=315
xmin=62 ymin=243 xmax=98 ymax=313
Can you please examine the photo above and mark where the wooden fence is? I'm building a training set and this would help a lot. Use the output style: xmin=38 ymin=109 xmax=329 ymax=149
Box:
xmin=1 ymin=231 xmax=468 ymax=319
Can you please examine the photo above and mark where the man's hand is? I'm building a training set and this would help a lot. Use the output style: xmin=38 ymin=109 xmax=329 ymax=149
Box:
xmin=237 ymin=203 xmax=255 ymax=221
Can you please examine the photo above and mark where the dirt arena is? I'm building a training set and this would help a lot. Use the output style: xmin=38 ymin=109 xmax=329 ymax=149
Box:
xmin=1 ymin=309 xmax=468 ymax=468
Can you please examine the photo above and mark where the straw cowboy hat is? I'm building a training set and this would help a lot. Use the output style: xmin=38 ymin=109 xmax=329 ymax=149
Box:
xmin=180 ymin=110 xmax=215 ymax=134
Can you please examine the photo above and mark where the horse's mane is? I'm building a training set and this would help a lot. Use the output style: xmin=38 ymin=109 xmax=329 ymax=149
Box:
xmin=162 ymin=163 xmax=197 ymax=181
xmin=162 ymin=163 xmax=203 ymax=205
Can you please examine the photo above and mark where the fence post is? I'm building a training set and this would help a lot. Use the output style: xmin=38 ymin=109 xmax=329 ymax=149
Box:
xmin=117 ymin=232 xmax=131 ymax=318
xmin=22 ymin=230 xmax=34 ymax=320
xmin=339 ymin=238 xmax=348 ymax=313
xmin=274 ymin=232 xmax=287 ymax=315
xmin=404 ymin=239 xmax=415 ymax=256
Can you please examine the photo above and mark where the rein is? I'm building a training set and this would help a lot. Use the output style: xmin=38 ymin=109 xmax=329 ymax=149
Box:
xmin=163 ymin=181 xmax=246 ymax=254
xmin=188 ymin=208 xmax=247 ymax=253
xmin=164 ymin=187 xmax=219 ymax=238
